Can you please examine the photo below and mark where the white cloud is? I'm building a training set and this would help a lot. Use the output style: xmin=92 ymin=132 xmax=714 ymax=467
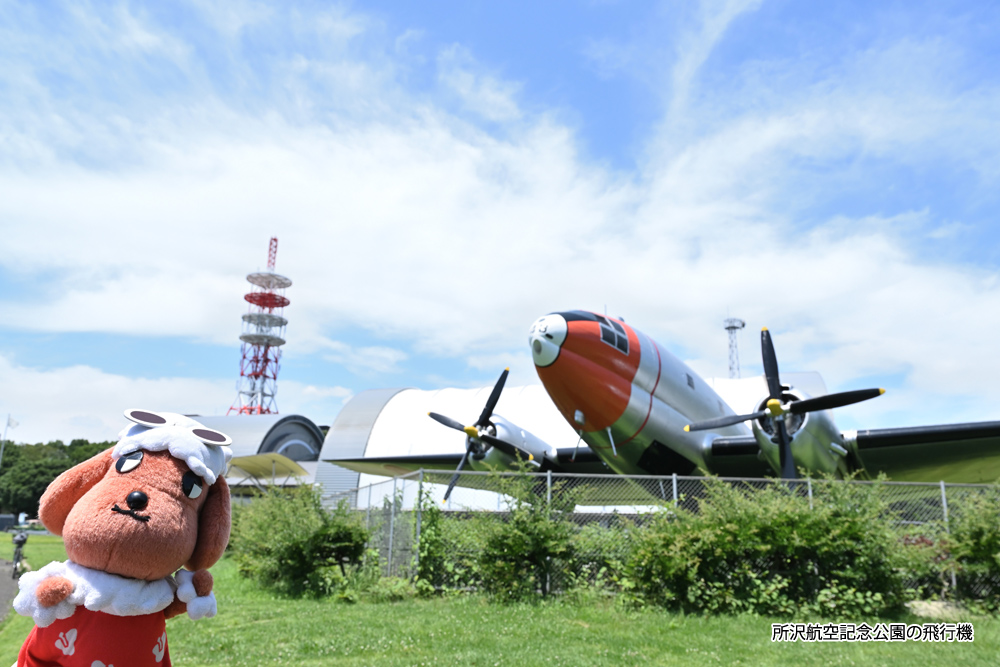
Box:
xmin=2 ymin=1 xmax=1000 ymax=440
xmin=310 ymin=338 xmax=409 ymax=376
xmin=0 ymin=354 xmax=350 ymax=443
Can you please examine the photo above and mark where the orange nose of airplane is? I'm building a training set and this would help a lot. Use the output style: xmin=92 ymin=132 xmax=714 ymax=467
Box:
xmin=529 ymin=311 xmax=639 ymax=433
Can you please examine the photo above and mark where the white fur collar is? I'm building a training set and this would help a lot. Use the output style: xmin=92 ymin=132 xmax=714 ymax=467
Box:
xmin=14 ymin=561 xmax=217 ymax=627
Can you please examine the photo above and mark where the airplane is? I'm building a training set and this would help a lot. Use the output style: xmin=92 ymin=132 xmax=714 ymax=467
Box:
xmin=331 ymin=310 xmax=1000 ymax=499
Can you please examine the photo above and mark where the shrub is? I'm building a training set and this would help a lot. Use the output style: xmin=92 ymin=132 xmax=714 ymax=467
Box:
xmin=896 ymin=528 xmax=952 ymax=601
xmin=624 ymin=478 xmax=909 ymax=618
xmin=414 ymin=490 xmax=485 ymax=592
xmin=946 ymin=486 xmax=1000 ymax=610
xmin=569 ymin=518 xmax=635 ymax=593
xmin=229 ymin=486 xmax=369 ymax=598
xmin=477 ymin=470 xmax=577 ymax=602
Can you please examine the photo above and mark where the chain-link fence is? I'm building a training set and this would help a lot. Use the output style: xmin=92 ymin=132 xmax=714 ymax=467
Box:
xmin=324 ymin=470 xmax=999 ymax=597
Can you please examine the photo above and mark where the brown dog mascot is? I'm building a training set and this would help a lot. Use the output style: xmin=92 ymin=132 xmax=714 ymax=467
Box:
xmin=13 ymin=409 xmax=233 ymax=667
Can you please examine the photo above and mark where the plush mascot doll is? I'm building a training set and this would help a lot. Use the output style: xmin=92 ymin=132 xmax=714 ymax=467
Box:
xmin=13 ymin=409 xmax=233 ymax=667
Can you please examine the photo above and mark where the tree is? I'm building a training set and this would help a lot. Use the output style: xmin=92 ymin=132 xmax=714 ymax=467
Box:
xmin=0 ymin=458 xmax=73 ymax=517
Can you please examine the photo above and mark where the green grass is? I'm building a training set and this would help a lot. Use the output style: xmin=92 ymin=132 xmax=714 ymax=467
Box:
xmin=0 ymin=533 xmax=68 ymax=571
xmin=1 ymin=543 xmax=999 ymax=666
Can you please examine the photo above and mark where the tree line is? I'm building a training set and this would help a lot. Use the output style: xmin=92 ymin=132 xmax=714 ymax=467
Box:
xmin=0 ymin=439 xmax=113 ymax=517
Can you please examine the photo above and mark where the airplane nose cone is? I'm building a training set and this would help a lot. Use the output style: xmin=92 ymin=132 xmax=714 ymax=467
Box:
xmin=528 ymin=314 xmax=568 ymax=367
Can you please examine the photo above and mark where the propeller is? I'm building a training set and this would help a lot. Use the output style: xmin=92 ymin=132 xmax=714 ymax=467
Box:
xmin=429 ymin=368 xmax=538 ymax=502
xmin=684 ymin=328 xmax=885 ymax=478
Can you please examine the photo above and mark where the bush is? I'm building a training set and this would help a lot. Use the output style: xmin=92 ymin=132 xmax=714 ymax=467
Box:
xmin=229 ymin=486 xmax=369 ymax=598
xmin=569 ymin=518 xmax=635 ymax=593
xmin=414 ymin=490 xmax=486 ymax=592
xmin=947 ymin=486 xmax=1000 ymax=610
xmin=624 ymin=479 xmax=909 ymax=618
xmin=476 ymin=470 xmax=577 ymax=602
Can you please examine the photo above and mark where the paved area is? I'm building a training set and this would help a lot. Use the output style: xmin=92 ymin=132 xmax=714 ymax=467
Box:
xmin=0 ymin=561 xmax=19 ymax=621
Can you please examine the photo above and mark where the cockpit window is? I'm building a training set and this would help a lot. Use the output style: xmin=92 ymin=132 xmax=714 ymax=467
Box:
xmin=559 ymin=311 xmax=598 ymax=322
xmin=599 ymin=318 xmax=629 ymax=354
xmin=557 ymin=311 xmax=629 ymax=354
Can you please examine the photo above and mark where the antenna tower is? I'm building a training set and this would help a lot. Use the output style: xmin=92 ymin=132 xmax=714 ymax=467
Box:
xmin=724 ymin=318 xmax=745 ymax=379
xmin=229 ymin=237 xmax=292 ymax=415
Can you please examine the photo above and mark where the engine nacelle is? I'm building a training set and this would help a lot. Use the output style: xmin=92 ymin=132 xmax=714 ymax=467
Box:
xmin=751 ymin=391 xmax=850 ymax=477
xmin=467 ymin=415 xmax=556 ymax=472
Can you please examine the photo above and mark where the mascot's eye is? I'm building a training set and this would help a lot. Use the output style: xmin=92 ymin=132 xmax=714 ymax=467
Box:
xmin=182 ymin=471 xmax=203 ymax=499
xmin=115 ymin=450 xmax=143 ymax=473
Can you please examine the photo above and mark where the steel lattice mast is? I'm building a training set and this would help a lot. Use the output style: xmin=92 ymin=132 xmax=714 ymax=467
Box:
xmin=228 ymin=237 xmax=292 ymax=415
xmin=724 ymin=317 xmax=745 ymax=379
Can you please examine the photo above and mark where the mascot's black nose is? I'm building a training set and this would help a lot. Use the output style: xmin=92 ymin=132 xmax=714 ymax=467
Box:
xmin=126 ymin=491 xmax=149 ymax=511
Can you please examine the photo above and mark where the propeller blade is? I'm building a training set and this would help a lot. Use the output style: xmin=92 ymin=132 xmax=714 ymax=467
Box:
xmin=429 ymin=412 xmax=467 ymax=432
xmin=761 ymin=328 xmax=783 ymax=400
xmin=476 ymin=368 xmax=509 ymax=427
xmin=443 ymin=451 xmax=469 ymax=503
xmin=788 ymin=388 xmax=885 ymax=414
xmin=685 ymin=411 xmax=768 ymax=432
xmin=775 ymin=419 xmax=796 ymax=479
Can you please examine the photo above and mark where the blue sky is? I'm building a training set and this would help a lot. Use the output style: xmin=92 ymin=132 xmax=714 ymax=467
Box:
xmin=3 ymin=0 xmax=1000 ymax=443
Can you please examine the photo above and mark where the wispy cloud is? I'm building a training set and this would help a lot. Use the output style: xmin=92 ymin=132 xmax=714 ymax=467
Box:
xmin=437 ymin=45 xmax=522 ymax=122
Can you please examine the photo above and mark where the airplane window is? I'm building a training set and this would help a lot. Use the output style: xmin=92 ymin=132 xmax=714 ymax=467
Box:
xmin=601 ymin=326 xmax=616 ymax=346
xmin=560 ymin=311 xmax=598 ymax=322
xmin=686 ymin=374 xmax=695 ymax=389
xmin=611 ymin=320 xmax=625 ymax=334
xmin=599 ymin=322 xmax=629 ymax=355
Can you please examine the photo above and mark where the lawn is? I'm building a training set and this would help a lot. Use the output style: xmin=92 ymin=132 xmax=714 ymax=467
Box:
xmin=0 ymin=539 xmax=997 ymax=666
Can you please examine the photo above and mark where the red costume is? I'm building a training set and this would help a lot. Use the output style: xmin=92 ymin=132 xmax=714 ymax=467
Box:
xmin=18 ymin=607 xmax=170 ymax=666
xmin=14 ymin=560 xmax=214 ymax=667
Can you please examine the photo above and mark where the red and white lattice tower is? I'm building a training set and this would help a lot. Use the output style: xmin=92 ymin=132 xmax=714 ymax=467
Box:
xmin=228 ymin=237 xmax=292 ymax=415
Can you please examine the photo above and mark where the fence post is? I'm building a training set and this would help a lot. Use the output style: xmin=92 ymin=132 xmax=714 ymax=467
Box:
xmin=940 ymin=480 xmax=958 ymax=592
xmin=387 ymin=476 xmax=398 ymax=577
xmin=546 ymin=470 xmax=552 ymax=514
xmin=672 ymin=473 xmax=678 ymax=506
xmin=939 ymin=480 xmax=950 ymax=528
xmin=415 ymin=470 xmax=424 ymax=575
xmin=807 ymin=478 xmax=813 ymax=510
xmin=366 ymin=483 xmax=372 ymax=529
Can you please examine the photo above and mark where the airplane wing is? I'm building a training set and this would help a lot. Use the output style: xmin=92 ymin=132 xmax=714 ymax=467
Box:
xmin=707 ymin=435 xmax=774 ymax=477
xmin=708 ymin=423 xmax=1000 ymax=483
xmin=845 ymin=421 xmax=1000 ymax=483
xmin=230 ymin=453 xmax=309 ymax=478
xmin=329 ymin=446 xmax=610 ymax=478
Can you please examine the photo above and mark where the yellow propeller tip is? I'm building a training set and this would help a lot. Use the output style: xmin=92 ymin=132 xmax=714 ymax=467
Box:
xmin=504 ymin=366 xmax=510 ymax=371
xmin=529 ymin=454 xmax=534 ymax=461
xmin=762 ymin=326 xmax=769 ymax=332
xmin=683 ymin=425 xmax=691 ymax=432
xmin=879 ymin=388 xmax=886 ymax=395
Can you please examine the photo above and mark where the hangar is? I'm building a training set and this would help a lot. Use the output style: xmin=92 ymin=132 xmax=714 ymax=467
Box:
xmin=313 ymin=384 xmax=584 ymax=503
xmin=192 ymin=414 xmax=326 ymax=493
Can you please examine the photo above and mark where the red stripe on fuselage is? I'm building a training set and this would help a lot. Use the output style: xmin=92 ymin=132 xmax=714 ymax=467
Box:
xmin=616 ymin=335 xmax=662 ymax=447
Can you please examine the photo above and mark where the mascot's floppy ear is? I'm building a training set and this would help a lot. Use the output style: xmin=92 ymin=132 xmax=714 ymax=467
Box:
xmin=38 ymin=447 xmax=114 ymax=536
xmin=186 ymin=476 xmax=231 ymax=571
